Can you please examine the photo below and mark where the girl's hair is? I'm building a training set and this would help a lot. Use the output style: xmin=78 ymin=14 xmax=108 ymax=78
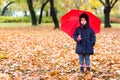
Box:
xmin=79 ymin=13 xmax=89 ymax=23
xmin=79 ymin=13 xmax=89 ymax=28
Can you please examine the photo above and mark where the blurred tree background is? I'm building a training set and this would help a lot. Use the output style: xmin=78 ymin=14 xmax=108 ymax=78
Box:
xmin=0 ymin=0 xmax=120 ymax=28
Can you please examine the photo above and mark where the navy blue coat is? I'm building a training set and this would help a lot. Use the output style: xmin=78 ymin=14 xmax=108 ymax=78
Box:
xmin=73 ymin=26 xmax=96 ymax=55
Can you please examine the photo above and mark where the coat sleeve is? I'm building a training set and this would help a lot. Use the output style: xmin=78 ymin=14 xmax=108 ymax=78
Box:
xmin=90 ymin=30 xmax=96 ymax=46
xmin=73 ymin=28 xmax=79 ymax=42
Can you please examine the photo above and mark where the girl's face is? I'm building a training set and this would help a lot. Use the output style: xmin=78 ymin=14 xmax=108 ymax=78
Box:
xmin=81 ymin=18 xmax=87 ymax=26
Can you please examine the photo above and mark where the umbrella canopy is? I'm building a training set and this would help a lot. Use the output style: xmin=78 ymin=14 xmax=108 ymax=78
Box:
xmin=60 ymin=9 xmax=101 ymax=38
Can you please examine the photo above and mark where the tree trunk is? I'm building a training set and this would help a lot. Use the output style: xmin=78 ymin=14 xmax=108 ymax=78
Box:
xmin=24 ymin=11 xmax=27 ymax=16
xmin=46 ymin=10 xmax=49 ymax=17
xmin=104 ymin=6 xmax=111 ymax=28
xmin=99 ymin=0 xmax=118 ymax=28
xmin=38 ymin=0 xmax=49 ymax=24
xmin=1 ymin=2 xmax=14 ymax=16
xmin=27 ymin=0 xmax=37 ymax=25
xmin=49 ymin=0 xmax=59 ymax=29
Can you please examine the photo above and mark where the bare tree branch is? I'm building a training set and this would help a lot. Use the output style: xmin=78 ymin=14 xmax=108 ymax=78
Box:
xmin=1 ymin=1 xmax=15 ymax=16
xmin=111 ymin=0 xmax=118 ymax=8
xmin=110 ymin=0 xmax=114 ymax=5
xmin=38 ymin=0 xmax=49 ymax=24
xmin=99 ymin=0 xmax=105 ymax=6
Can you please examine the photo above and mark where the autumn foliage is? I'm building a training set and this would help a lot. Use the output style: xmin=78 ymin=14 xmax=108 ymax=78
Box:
xmin=0 ymin=27 xmax=120 ymax=80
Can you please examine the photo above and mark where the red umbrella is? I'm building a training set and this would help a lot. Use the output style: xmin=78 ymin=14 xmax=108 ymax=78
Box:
xmin=60 ymin=9 xmax=101 ymax=38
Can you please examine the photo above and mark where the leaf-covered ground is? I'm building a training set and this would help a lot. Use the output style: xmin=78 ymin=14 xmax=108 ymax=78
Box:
xmin=0 ymin=27 xmax=120 ymax=80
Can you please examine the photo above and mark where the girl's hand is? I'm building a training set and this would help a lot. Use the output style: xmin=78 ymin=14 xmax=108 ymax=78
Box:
xmin=77 ymin=35 xmax=81 ymax=41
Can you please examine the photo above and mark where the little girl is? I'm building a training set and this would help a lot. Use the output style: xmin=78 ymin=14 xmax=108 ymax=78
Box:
xmin=73 ymin=13 xmax=96 ymax=73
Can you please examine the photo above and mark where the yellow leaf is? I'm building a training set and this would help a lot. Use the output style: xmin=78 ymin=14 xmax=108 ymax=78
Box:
xmin=0 ymin=53 xmax=8 ymax=60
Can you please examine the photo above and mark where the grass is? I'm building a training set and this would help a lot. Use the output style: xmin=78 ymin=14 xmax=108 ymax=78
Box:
xmin=0 ymin=22 xmax=54 ymax=28
xmin=101 ymin=23 xmax=120 ymax=28
xmin=110 ymin=23 xmax=120 ymax=27
xmin=0 ymin=22 xmax=31 ymax=28
xmin=0 ymin=22 xmax=119 ymax=28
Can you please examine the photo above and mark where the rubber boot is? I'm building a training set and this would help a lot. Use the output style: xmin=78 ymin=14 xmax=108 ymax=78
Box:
xmin=86 ymin=67 xmax=90 ymax=72
xmin=80 ymin=67 xmax=84 ymax=73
